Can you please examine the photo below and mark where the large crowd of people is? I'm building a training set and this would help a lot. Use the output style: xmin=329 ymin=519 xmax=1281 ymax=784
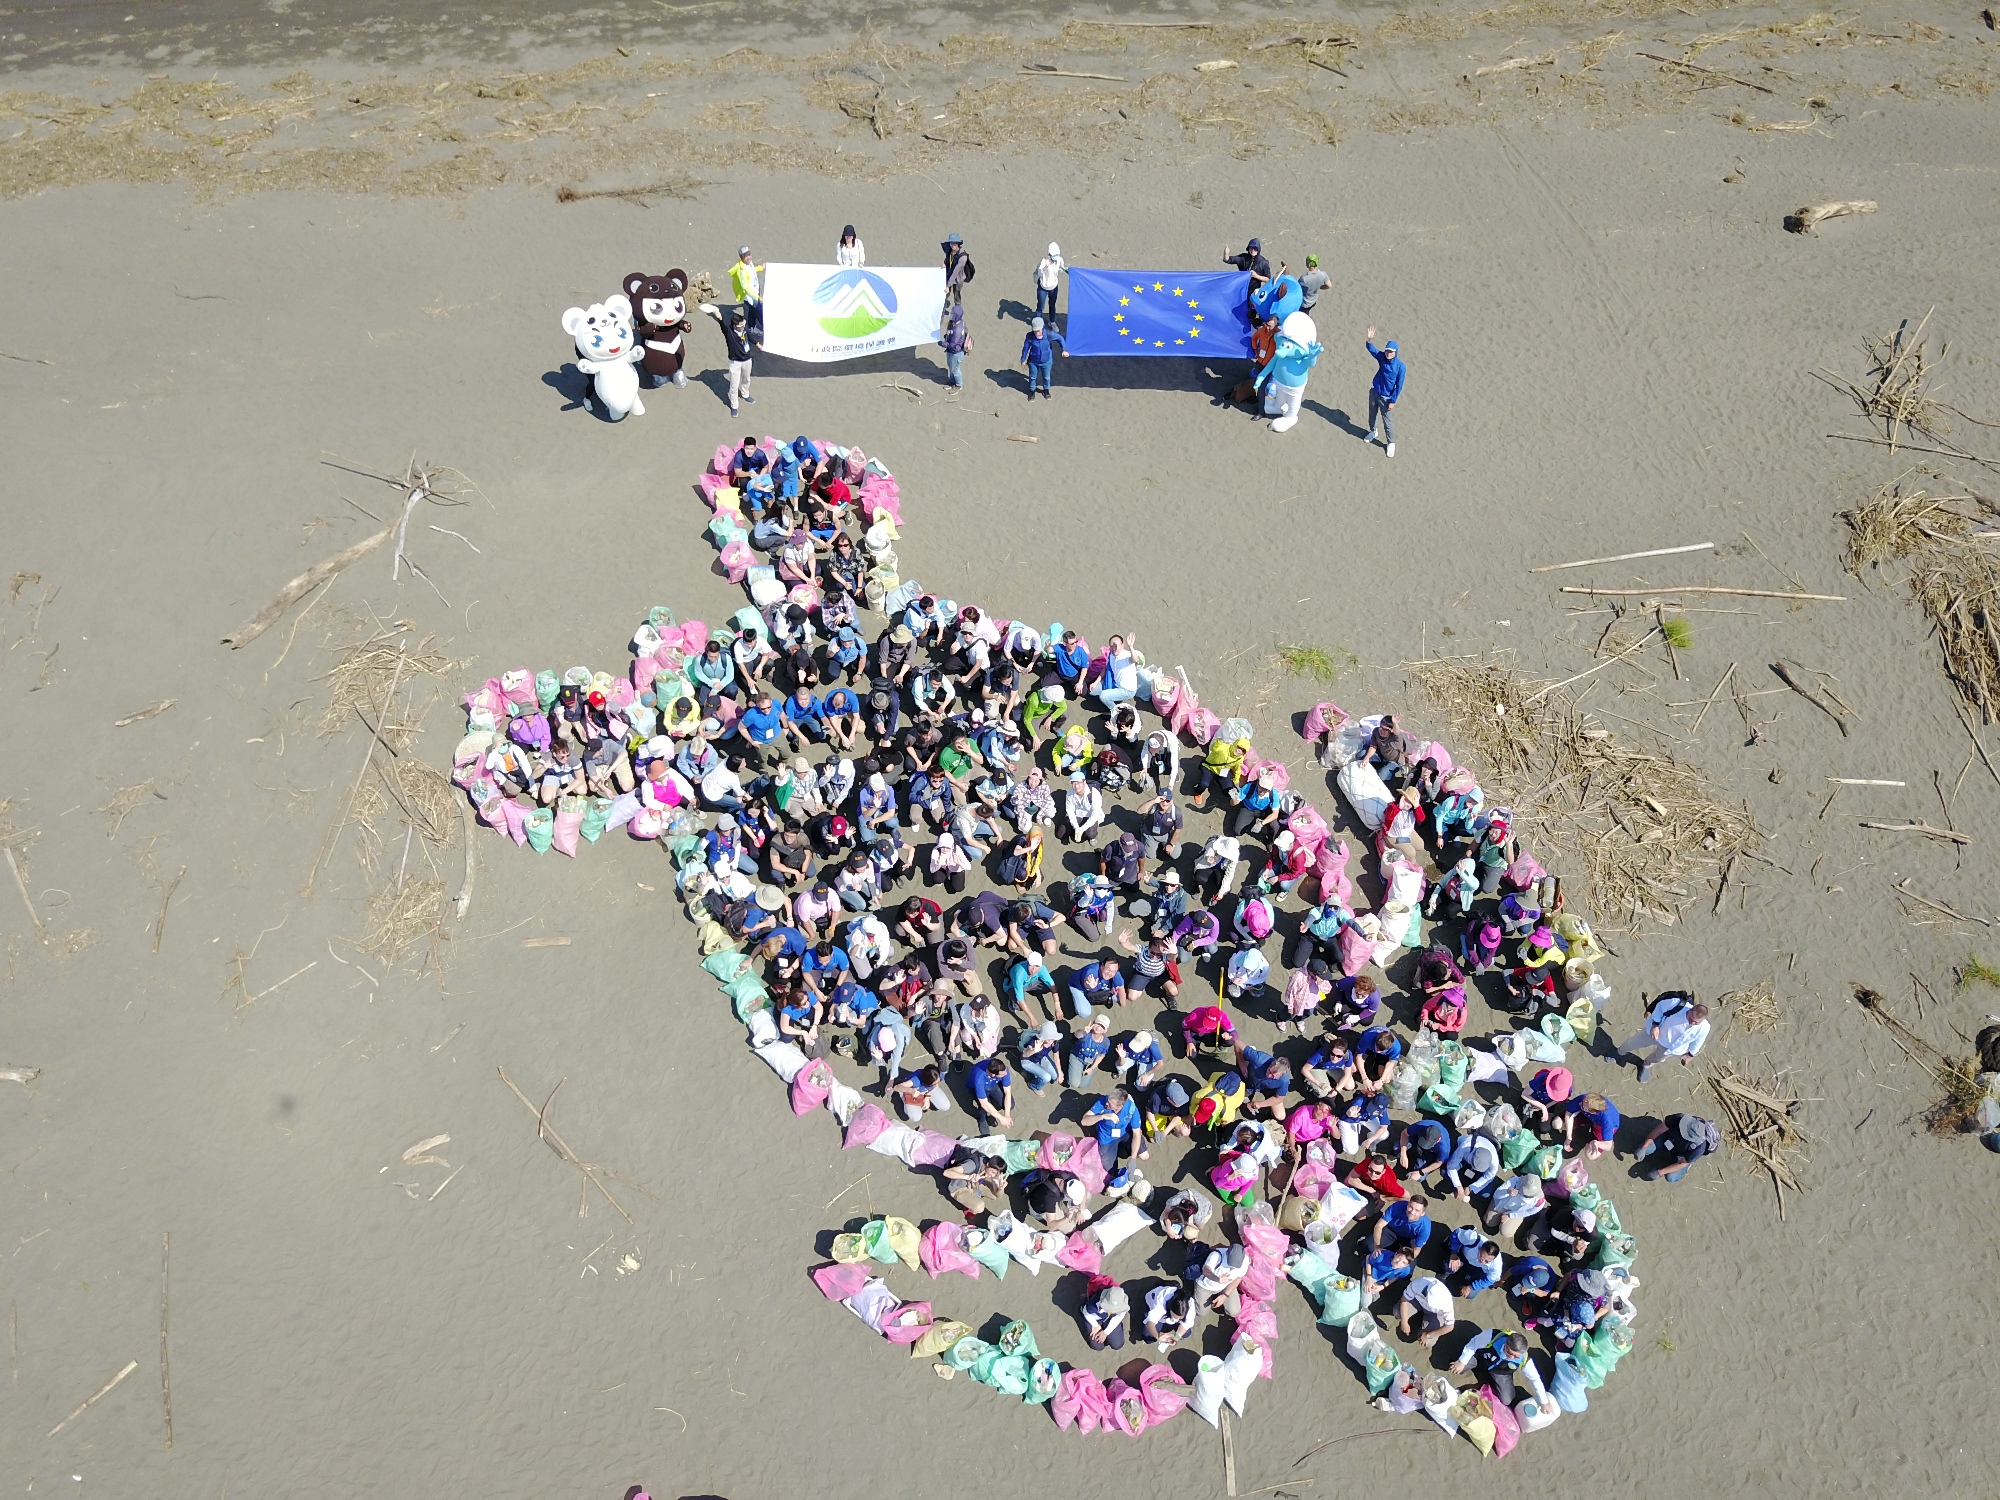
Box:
xmin=452 ymin=433 xmax=1719 ymax=1443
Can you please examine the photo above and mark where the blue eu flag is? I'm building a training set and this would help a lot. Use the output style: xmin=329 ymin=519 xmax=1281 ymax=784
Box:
xmin=1064 ymin=269 xmax=1254 ymax=358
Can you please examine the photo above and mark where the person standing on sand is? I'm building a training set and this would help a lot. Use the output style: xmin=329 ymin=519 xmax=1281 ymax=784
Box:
xmin=1364 ymin=327 xmax=1404 ymax=456
xmin=697 ymin=302 xmax=757 ymax=415
xmin=730 ymin=245 xmax=764 ymax=344
xmin=1617 ymin=991 xmax=1711 ymax=1082
xmin=940 ymin=304 xmax=971 ymax=390
xmin=1019 ymin=316 xmax=1066 ymax=400
xmin=1298 ymin=252 xmax=1329 ymax=313
xmin=1223 ymin=237 xmax=1273 ymax=312
xmin=1034 ymin=242 xmax=1066 ymax=323
xmin=942 ymin=232 xmax=974 ymax=309
xmin=836 ymin=224 xmax=866 ymax=267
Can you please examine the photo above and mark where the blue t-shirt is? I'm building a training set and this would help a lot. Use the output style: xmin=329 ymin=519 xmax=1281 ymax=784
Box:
xmin=1566 ymin=1096 xmax=1622 ymax=1141
xmin=740 ymin=703 xmax=784 ymax=745
xmin=1240 ymin=1045 xmax=1291 ymax=1098
xmin=1365 ymin=1246 xmax=1414 ymax=1287
xmin=1507 ymin=1255 xmax=1557 ymax=1296
xmin=1381 ymin=1200 xmax=1433 ymax=1251
xmin=781 ymin=693 xmax=824 ymax=727
xmin=1357 ymin=1026 xmax=1403 ymax=1062
xmin=1070 ymin=1030 xmax=1111 ymax=1070
xmin=1119 ymin=1036 xmax=1164 ymax=1074
xmin=1089 ymin=1094 xmax=1140 ymax=1146
xmin=1401 ymin=1119 xmax=1452 ymax=1165
xmin=803 ymin=946 xmax=851 ymax=979
xmin=764 ymin=926 xmax=809 ymax=960
xmin=971 ymin=1064 xmax=1012 ymax=1103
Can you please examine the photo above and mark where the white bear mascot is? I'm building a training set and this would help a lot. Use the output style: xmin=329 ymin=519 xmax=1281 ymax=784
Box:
xmin=1257 ymin=310 xmax=1323 ymax=434
xmin=561 ymin=293 xmax=644 ymax=420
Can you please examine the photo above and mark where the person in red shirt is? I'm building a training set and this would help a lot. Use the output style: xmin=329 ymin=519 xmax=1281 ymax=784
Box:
xmin=1346 ymin=1148 xmax=1408 ymax=1204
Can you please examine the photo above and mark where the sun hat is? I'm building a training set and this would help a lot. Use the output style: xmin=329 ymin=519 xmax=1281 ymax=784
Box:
xmin=1159 ymin=868 xmax=1181 ymax=885
xmin=1575 ymin=1269 xmax=1609 ymax=1300
xmin=1038 ymin=1020 xmax=1060 ymax=1042
xmin=890 ymin=623 xmax=914 ymax=644
xmin=946 ymin=231 xmax=963 ymax=243
xmin=1048 ymin=241 xmax=1061 ymax=257
xmin=755 ymin=885 xmax=784 ymax=912
xmin=1537 ymin=1066 xmax=1574 ymax=1101
xmin=1678 ymin=1114 xmax=1709 ymax=1147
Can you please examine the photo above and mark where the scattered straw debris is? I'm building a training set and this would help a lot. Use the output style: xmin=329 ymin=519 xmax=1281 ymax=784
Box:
xmin=1784 ymin=197 xmax=1873 ymax=232
xmin=1721 ymin=979 xmax=1782 ymax=1033
xmin=1842 ymin=478 xmax=2000 ymax=721
xmin=1851 ymin=983 xmax=1983 ymax=1135
xmin=1706 ymin=1064 xmax=1808 ymax=1216
xmin=95 ymin=779 xmax=164 ymax=838
xmin=1411 ymin=654 xmax=1760 ymax=931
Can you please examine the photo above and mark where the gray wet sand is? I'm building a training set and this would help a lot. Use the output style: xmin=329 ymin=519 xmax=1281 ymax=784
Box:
xmin=4 ymin=9 xmax=2000 ymax=1499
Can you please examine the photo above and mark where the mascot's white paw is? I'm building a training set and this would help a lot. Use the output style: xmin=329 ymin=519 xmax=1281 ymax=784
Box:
xmin=561 ymin=293 xmax=644 ymax=421
xmin=1271 ymin=413 xmax=1300 ymax=434
xmin=631 ymin=394 xmax=646 ymax=416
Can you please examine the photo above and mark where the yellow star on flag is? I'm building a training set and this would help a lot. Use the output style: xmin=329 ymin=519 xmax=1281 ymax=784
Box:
xmin=1132 ymin=284 xmax=1144 ymax=293
xmin=1175 ymin=338 xmax=1186 ymax=345
xmin=1152 ymin=281 xmax=1164 ymax=291
xmin=1193 ymin=314 xmax=1204 ymax=322
xmin=1113 ymin=314 xmax=1124 ymax=323
xmin=1153 ymin=339 xmax=1164 ymax=347
xmin=1187 ymin=300 xmax=1198 ymax=309
xmin=1173 ymin=287 xmax=1184 ymax=297
xmin=1118 ymin=296 xmax=1130 ymax=306
xmin=1190 ymin=329 xmax=1200 ymax=338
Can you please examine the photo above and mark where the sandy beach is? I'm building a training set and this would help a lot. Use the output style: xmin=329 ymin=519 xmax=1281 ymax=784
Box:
xmin=4 ymin=4 xmax=2000 ymax=1496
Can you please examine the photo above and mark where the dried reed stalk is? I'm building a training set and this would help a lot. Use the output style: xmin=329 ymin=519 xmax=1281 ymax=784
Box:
xmin=1411 ymin=654 xmax=1760 ymax=932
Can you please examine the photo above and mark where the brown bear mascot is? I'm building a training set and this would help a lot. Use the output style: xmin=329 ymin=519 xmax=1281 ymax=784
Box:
xmin=623 ymin=269 xmax=692 ymax=388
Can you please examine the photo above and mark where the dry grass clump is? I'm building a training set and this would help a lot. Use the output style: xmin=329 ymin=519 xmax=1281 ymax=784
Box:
xmin=1411 ymin=654 xmax=1760 ymax=931
xmin=315 ymin=624 xmax=455 ymax=740
xmin=1842 ymin=479 xmax=2000 ymax=722
xmin=1706 ymin=1064 xmax=1808 ymax=1214
xmin=1721 ymin=979 xmax=1782 ymax=1034
xmin=1927 ymin=1056 xmax=1986 ymax=1135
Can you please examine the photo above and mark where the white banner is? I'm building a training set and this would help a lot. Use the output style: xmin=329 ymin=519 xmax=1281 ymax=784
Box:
xmin=758 ymin=262 xmax=948 ymax=363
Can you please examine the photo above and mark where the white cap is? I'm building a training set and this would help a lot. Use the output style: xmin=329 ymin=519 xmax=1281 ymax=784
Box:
xmin=1131 ymin=1031 xmax=1154 ymax=1051
xmin=1048 ymin=242 xmax=1061 ymax=257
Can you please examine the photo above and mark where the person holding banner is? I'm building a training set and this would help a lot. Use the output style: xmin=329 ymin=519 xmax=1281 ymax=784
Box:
xmin=941 ymin=304 xmax=972 ymax=390
xmin=942 ymin=233 xmax=975 ymax=309
xmin=1034 ymin=243 xmax=1066 ymax=323
xmin=730 ymin=246 xmax=765 ymax=343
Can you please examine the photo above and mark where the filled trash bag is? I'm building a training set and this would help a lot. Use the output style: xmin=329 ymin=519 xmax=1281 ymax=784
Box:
xmin=964 ymin=1227 xmax=1011 ymax=1279
xmin=1052 ymin=1367 xmax=1114 ymax=1434
xmin=1026 ymin=1357 xmax=1063 ymax=1405
xmin=1550 ymin=1352 xmax=1591 ymax=1413
xmin=943 ymin=1335 xmax=992 ymax=1372
xmin=1107 ymin=1379 xmax=1149 ymax=1435
xmin=996 ymin=1320 xmax=1040 ymax=1360
xmin=1138 ymin=1362 xmax=1190 ymax=1422
xmin=1316 ymin=1276 xmax=1363 ymax=1328
xmin=881 ymin=1301 xmax=934 ymax=1345
xmin=523 ymin=806 xmax=555 ymax=853
xmin=1364 ymin=1341 xmax=1401 ymax=1397
xmin=810 ymin=1262 xmax=869 ymax=1300
xmin=1189 ymin=1356 xmax=1227 ymax=1428
xmin=842 ymin=1103 xmax=891 ymax=1148
xmin=790 ymin=1058 xmax=833 ymax=1115
xmin=920 ymin=1221 xmax=980 ymax=1280
xmin=910 ymin=1320 xmax=972 ymax=1360
xmin=1221 ymin=1335 xmax=1264 ymax=1415
xmin=1483 ymin=1386 xmax=1522 ymax=1456
xmin=972 ymin=1348 xmax=1031 ymax=1396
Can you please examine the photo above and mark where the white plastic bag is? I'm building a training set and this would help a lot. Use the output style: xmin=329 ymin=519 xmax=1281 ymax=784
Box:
xmin=1346 ymin=1312 xmax=1385 ymax=1365
xmin=1326 ymin=713 xmax=1380 ymax=768
xmin=842 ymin=1278 xmax=898 ymax=1332
xmin=1316 ymin=1183 xmax=1370 ymax=1235
xmin=745 ymin=1009 xmax=778 ymax=1048
xmin=1337 ymin=758 xmax=1393 ymax=830
xmin=1423 ymin=1374 xmax=1461 ymax=1437
xmin=1088 ymin=1200 xmax=1154 ymax=1257
xmin=1189 ymin=1355 xmax=1227 ymax=1427
xmin=752 ymin=1040 xmax=809 ymax=1082
xmin=866 ymin=1123 xmax=922 ymax=1159
xmin=1220 ymin=1335 xmax=1263 ymax=1416
xmin=823 ymin=1082 xmax=864 ymax=1128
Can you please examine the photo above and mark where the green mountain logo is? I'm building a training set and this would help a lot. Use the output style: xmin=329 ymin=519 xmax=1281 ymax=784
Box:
xmin=812 ymin=269 xmax=898 ymax=339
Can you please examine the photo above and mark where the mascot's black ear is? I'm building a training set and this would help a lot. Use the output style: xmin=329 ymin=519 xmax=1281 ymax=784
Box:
xmin=666 ymin=268 xmax=688 ymax=295
xmin=622 ymin=272 xmax=647 ymax=302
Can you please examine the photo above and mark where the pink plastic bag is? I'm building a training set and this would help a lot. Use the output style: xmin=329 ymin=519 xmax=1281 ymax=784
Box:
xmin=1189 ymin=706 xmax=1223 ymax=745
xmin=465 ymin=680 xmax=508 ymax=720
xmin=1240 ymin=1218 xmax=1288 ymax=1264
xmin=1288 ymin=803 xmax=1329 ymax=854
xmin=697 ymin=472 xmax=731 ymax=506
xmin=811 ymin=1262 xmax=869 ymax=1301
xmin=1239 ymin=752 xmax=1291 ymax=792
xmin=499 ymin=797 xmax=530 ymax=847
xmin=718 ymin=539 xmax=754 ymax=584
xmin=631 ymin=656 xmax=661 ymax=694
xmin=1316 ymin=839 xmax=1353 ymax=906
xmin=790 ymin=1058 xmax=833 ymax=1115
xmin=1241 ymin=1263 xmax=1279 ymax=1302
xmin=606 ymin=678 xmax=636 ymax=711
xmin=500 ymin=668 xmax=536 ymax=708
xmin=843 ymin=1103 xmax=891 ymax=1148
xmin=1138 ymin=1363 xmax=1189 ymax=1422
xmin=1236 ymin=1301 xmax=1279 ymax=1342
xmin=1038 ymin=1132 xmax=1107 ymax=1197
xmin=919 ymin=1221 xmax=981 ymax=1280
xmin=1151 ymin=674 xmax=1182 ymax=716
xmin=881 ymin=1301 xmax=934 ymax=1345
xmin=1166 ymin=681 xmax=1199 ymax=737
xmin=710 ymin=442 xmax=734 ymax=476
xmin=1057 ymin=1232 xmax=1103 ymax=1275
xmin=1301 ymin=700 xmax=1347 ymax=741
xmin=1107 ymin=1379 xmax=1149 ymax=1436
xmin=678 ymin=619 xmax=710 ymax=656
xmin=475 ymin=784 xmax=507 ymax=829
xmin=551 ymin=805 xmax=584 ymax=858
xmin=910 ymin=1130 xmax=959 ymax=1168
xmin=1483 ymin=1385 xmax=1522 ymax=1456
xmin=1053 ymin=1368 xmax=1114 ymax=1434
xmin=1335 ymin=922 xmax=1373 ymax=977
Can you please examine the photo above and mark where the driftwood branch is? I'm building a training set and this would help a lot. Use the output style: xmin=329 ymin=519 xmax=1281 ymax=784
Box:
xmin=221 ymin=524 xmax=393 ymax=648
xmin=1559 ymin=584 xmax=1845 ymax=601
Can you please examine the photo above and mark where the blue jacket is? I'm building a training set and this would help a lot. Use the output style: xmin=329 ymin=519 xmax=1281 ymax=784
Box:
xmin=1367 ymin=342 xmax=1406 ymax=403
xmin=1020 ymin=328 xmax=1065 ymax=367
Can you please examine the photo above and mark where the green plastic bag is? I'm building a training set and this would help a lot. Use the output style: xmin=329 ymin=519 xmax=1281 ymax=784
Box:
xmin=1500 ymin=1130 xmax=1539 ymax=1171
xmin=944 ymin=1336 xmax=992 ymax=1372
xmin=1026 ymin=1357 xmax=1062 ymax=1405
xmin=668 ymin=833 xmax=706 ymax=868
xmin=965 ymin=1231 xmax=1010 ymax=1279
xmin=974 ymin=1350 xmax=1032 ymax=1395
xmin=1364 ymin=1343 xmax=1401 ymax=1396
xmin=1594 ymin=1197 xmax=1623 ymax=1234
xmin=1570 ymin=1182 xmax=1605 ymax=1213
xmin=523 ymin=806 xmax=555 ymax=854
xmin=1000 ymin=1139 xmax=1039 ymax=1174
xmin=1530 ymin=1144 xmax=1565 ymax=1181
xmin=722 ymin=971 xmax=769 ymax=1019
xmin=997 ymin=1320 xmax=1040 ymax=1360
xmin=859 ymin=1218 xmax=901 ymax=1266
xmin=702 ymin=950 xmax=750 ymax=983
xmin=579 ymin=797 xmax=612 ymax=843
xmin=647 ymin=605 xmax=677 ymax=632
xmin=1288 ymin=1253 xmax=1335 ymax=1299
xmin=1317 ymin=1275 xmax=1363 ymax=1327
xmin=1590 ymin=1231 xmax=1637 ymax=1270
xmin=1541 ymin=1012 xmax=1577 ymax=1046
xmin=535 ymin=669 xmax=560 ymax=711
